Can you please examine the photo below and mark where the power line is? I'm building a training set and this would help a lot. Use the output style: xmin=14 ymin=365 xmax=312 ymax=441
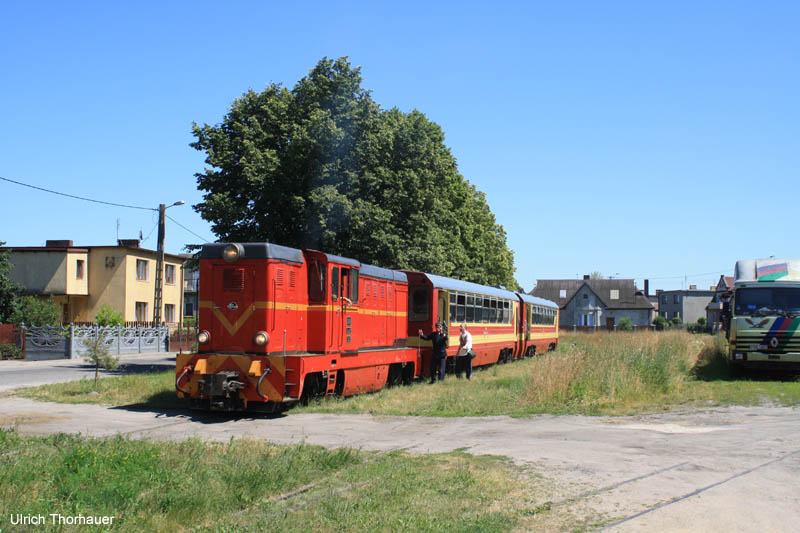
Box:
xmin=166 ymin=214 xmax=213 ymax=243
xmin=0 ymin=175 xmax=154 ymax=211
xmin=2 ymin=174 xmax=215 ymax=244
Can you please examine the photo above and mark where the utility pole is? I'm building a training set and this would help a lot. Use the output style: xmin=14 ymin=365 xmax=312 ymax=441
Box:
xmin=153 ymin=204 xmax=166 ymax=325
xmin=153 ymin=201 xmax=184 ymax=325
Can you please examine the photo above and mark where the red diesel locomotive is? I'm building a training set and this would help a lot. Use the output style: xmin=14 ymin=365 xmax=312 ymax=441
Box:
xmin=176 ymin=242 xmax=558 ymax=412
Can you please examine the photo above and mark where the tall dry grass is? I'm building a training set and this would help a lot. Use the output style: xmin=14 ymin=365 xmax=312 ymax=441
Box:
xmin=526 ymin=331 xmax=704 ymax=411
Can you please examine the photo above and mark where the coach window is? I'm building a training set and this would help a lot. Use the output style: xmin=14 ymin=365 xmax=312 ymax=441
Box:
xmin=466 ymin=294 xmax=475 ymax=322
xmin=449 ymin=293 xmax=457 ymax=321
xmin=308 ymin=260 xmax=326 ymax=302
xmin=503 ymin=301 xmax=510 ymax=323
xmin=331 ymin=266 xmax=339 ymax=302
xmin=482 ymin=298 xmax=490 ymax=322
xmin=410 ymin=286 xmax=430 ymax=322
xmin=456 ymin=293 xmax=466 ymax=322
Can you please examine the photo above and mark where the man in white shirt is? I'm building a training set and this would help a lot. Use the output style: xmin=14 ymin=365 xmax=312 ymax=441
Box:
xmin=456 ymin=323 xmax=473 ymax=380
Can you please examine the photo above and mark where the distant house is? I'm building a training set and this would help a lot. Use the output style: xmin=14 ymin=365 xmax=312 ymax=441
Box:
xmin=531 ymin=275 xmax=654 ymax=329
xmin=706 ymin=275 xmax=733 ymax=328
xmin=655 ymin=286 xmax=715 ymax=324
xmin=181 ymin=253 xmax=199 ymax=319
xmin=3 ymin=239 xmax=184 ymax=324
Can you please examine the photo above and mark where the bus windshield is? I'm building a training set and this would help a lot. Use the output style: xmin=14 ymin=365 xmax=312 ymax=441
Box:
xmin=734 ymin=287 xmax=800 ymax=317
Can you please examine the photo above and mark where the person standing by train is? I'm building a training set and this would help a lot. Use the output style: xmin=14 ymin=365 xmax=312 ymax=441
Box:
xmin=419 ymin=322 xmax=448 ymax=383
xmin=455 ymin=323 xmax=473 ymax=380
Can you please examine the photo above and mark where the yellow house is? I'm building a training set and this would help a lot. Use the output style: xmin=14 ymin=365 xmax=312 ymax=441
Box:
xmin=5 ymin=239 xmax=184 ymax=324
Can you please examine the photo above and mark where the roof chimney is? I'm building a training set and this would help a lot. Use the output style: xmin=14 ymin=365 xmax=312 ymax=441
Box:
xmin=583 ymin=274 xmax=590 ymax=280
xmin=689 ymin=284 xmax=697 ymax=290
xmin=644 ymin=279 xmax=649 ymax=296
xmin=45 ymin=240 xmax=73 ymax=247
xmin=117 ymin=239 xmax=140 ymax=248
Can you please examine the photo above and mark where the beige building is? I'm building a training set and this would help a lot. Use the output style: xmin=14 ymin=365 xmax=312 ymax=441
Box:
xmin=4 ymin=239 xmax=184 ymax=324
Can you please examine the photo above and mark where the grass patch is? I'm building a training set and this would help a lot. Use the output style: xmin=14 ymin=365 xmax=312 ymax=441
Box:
xmin=0 ymin=429 xmax=556 ymax=532
xmin=12 ymin=371 xmax=181 ymax=409
xmin=14 ymin=332 xmax=800 ymax=415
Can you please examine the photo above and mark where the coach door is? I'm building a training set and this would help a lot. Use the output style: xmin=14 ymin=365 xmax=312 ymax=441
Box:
xmin=212 ymin=264 xmax=256 ymax=352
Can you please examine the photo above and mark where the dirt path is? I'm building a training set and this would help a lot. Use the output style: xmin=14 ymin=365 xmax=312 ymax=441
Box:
xmin=2 ymin=398 xmax=798 ymax=531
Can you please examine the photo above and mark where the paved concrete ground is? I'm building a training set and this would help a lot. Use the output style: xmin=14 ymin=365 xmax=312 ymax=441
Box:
xmin=1 ymin=356 xmax=799 ymax=531
xmin=0 ymin=352 xmax=176 ymax=392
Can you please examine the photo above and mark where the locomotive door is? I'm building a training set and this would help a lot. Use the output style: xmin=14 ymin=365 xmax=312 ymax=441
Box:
xmin=333 ymin=266 xmax=359 ymax=353
xmin=212 ymin=264 xmax=256 ymax=352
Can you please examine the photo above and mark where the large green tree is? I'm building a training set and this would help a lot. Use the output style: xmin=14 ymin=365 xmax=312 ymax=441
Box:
xmin=0 ymin=243 xmax=19 ymax=323
xmin=192 ymin=57 xmax=517 ymax=288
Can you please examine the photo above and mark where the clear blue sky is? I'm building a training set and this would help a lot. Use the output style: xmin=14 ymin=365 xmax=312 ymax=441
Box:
xmin=2 ymin=1 xmax=798 ymax=293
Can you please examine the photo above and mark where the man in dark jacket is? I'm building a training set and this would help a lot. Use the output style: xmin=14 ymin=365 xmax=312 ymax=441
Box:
xmin=419 ymin=322 xmax=448 ymax=383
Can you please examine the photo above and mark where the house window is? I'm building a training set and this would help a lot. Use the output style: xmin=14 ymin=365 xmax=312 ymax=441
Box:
xmin=135 ymin=301 xmax=149 ymax=322
xmin=164 ymin=304 xmax=175 ymax=323
xmin=559 ymin=289 xmax=567 ymax=298
xmin=583 ymin=293 xmax=588 ymax=299
xmin=673 ymin=294 xmax=681 ymax=304
xmin=136 ymin=259 xmax=149 ymax=281
xmin=76 ymin=260 xmax=85 ymax=280
xmin=610 ymin=289 xmax=619 ymax=300
xmin=165 ymin=264 xmax=175 ymax=285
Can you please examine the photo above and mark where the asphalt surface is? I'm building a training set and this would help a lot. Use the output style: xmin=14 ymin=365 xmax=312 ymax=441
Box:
xmin=0 ymin=352 xmax=176 ymax=392
xmin=1 ymin=356 xmax=799 ymax=531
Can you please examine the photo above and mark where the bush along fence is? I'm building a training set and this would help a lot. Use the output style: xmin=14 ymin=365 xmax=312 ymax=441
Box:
xmin=20 ymin=324 xmax=169 ymax=361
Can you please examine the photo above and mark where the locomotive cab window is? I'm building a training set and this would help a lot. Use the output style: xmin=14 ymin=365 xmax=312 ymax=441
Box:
xmin=308 ymin=260 xmax=326 ymax=302
xmin=331 ymin=266 xmax=339 ymax=301
xmin=410 ymin=286 xmax=430 ymax=322
xmin=350 ymin=268 xmax=359 ymax=304
xmin=341 ymin=268 xmax=350 ymax=301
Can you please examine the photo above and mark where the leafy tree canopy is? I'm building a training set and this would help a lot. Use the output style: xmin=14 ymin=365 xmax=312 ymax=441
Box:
xmin=0 ymin=243 xmax=19 ymax=323
xmin=191 ymin=57 xmax=517 ymax=288
xmin=95 ymin=304 xmax=124 ymax=327
xmin=12 ymin=295 xmax=60 ymax=326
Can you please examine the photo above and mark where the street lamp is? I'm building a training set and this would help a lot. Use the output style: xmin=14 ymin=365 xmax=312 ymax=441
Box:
xmin=153 ymin=201 xmax=184 ymax=325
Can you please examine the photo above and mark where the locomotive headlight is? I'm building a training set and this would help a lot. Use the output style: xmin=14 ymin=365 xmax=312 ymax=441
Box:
xmin=222 ymin=243 xmax=244 ymax=262
xmin=254 ymin=331 xmax=269 ymax=346
xmin=197 ymin=330 xmax=211 ymax=344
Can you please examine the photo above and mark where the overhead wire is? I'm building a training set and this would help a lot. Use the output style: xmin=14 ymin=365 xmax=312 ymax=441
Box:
xmin=0 ymin=175 xmax=154 ymax=211
xmin=1 ymin=174 xmax=215 ymax=243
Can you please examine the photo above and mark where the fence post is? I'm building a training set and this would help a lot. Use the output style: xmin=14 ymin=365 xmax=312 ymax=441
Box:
xmin=137 ymin=324 xmax=142 ymax=353
xmin=20 ymin=323 xmax=26 ymax=358
xmin=70 ymin=323 xmax=75 ymax=359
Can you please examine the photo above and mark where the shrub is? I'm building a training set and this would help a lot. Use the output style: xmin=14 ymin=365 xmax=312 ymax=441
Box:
xmin=95 ymin=305 xmax=123 ymax=327
xmin=671 ymin=317 xmax=683 ymax=326
xmin=617 ymin=317 xmax=633 ymax=331
xmin=0 ymin=343 xmax=23 ymax=360
xmin=653 ymin=316 xmax=669 ymax=331
xmin=12 ymin=295 xmax=60 ymax=326
xmin=697 ymin=317 xmax=707 ymax=327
